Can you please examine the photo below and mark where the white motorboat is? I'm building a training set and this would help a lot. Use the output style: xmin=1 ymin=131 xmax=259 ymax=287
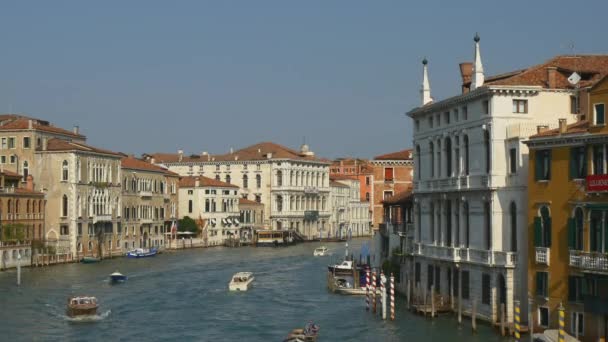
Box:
xmin=229 ymin=272 xmax=255 ymax=291
xmin=313 ymin=246 xmax=329 ymax=256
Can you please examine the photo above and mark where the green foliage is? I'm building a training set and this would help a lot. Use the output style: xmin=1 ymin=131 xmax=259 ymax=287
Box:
xmin=1 ymin=224 xmax=26 ymax=241
xmin=382 ymin=259 xmax=401 ymax=279
xmin=178 ymin=216 xmax=198 ymax=233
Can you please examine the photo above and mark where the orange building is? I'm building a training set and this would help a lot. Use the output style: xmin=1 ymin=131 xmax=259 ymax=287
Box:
xmin=370 ymin=149 xmax=414 ymax=229
xmin=330 ymin=158 xmax=373 ymax=202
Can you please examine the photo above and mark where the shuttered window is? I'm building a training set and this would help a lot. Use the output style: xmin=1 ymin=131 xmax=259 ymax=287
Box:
xmin=536 ymin=272 xmax=548 ymax=297
xmin=569 ymin=146 xmax=587 ymax=179
xmin=384 ymin=167 xmax=394 ymax=181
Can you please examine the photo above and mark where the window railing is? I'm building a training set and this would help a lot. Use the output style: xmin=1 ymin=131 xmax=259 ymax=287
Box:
xmin=569 ymin=250 xmax=608 ymax=273
xmin=535 ymin=247 xmax=550 ymax=266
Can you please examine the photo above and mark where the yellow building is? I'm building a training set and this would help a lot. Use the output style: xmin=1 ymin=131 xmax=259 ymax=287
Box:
xmin=526 ymin=75 xmax=608 ymax=341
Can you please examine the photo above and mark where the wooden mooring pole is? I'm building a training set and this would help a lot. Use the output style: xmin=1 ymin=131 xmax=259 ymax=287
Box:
xmin=471 ymin=299 xmax=477 ymax=333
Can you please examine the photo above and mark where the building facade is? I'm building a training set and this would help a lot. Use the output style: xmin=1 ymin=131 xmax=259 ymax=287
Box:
xmin=407 ymin=38 xmax=608 ymax=325
xmin=178 ymin=176 xmax=240 ymax=246
xmin=146 ymin=142 xmax=331 ymax=240
xmin=239 ymin=197 xmax=265 ymax=243
xmin=330 ymin=158 xmax=374 ymax=203
xmin=525 ymin=74 xmax=608 ymax=342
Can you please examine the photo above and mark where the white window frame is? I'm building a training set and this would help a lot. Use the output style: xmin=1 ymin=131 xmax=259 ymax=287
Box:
xmin=594 ymin=103 xmax=606 ymax=125
xmin=7 ymin=136 xmax=16 ymax=149
xmin=513 ymin=99 xmax=528 ymax=114
xmin=538 ymin=306 xmax=550 ymax=328
xmin=570 ymin=311 xmax=584 ymax=337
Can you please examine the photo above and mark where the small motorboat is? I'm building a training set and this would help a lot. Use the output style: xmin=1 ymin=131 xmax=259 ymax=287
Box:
xmin=66 ymin=296 xmax=98 ymax=317
xmin=313 ymin=246 xmax=329 ymax=256
xmin=80 ymin=256 xmax=100 ymax=264
xmin=284 ymin=321 xmax=320 ymax=342
xmin=126 ymin=247 xmax=158 ymax=258
xmin=229 ymin=272 xmax=255 ymax=291
xmin=327 ymin=260 xmax=353 ymax=273
xmin=110 ymin=271 xmax=127 ymax=283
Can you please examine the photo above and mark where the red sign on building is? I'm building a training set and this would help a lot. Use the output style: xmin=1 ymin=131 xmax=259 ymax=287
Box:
xmin=586 ymin=175 xmax=608 ymax=192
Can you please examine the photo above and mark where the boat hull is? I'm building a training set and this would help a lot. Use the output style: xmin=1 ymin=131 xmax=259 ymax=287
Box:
xmin=110 ymin=275 xmax=127 ymax=283
xmin=126 ymin=248 xmax=158 ymax=258
xmin=80 ymin=257 xmax=100 ymax=264
xmin=229 ymin=277 xmax=255 ymax=291
xmin=67 ymin=306 xmax=98 ymax=317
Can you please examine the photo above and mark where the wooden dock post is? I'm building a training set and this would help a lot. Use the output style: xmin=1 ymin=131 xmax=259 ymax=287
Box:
xmin=365 ymin=270 xmax=370 ymax=312
xmin=423 ymin=286 xmax=427 ymax=317
xmin=390 ymin=273 xmax=395 ymax=321
xmin=471 ymin=299 xmax=477 ymax=333
xmin=372 ymin=271 xmax=377 ymax=314
xmin=501 ymin=303 xmax=506 ymax=336
xmin=558 ymin=303 xmax=565 ymax=342
xmin=458 ymin=268 xmax=462 ymax=325
xmin=406 ymin=278 xmax=411 ymax=309
xmin=514 ymin=299 xmax=521 ymax=341
xmin=430 ymin=285 xmax=435 ymax=318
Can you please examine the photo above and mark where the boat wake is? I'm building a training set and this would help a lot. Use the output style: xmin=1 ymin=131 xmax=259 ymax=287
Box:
xmin=65 ymin=310 xmax=111 ymax=323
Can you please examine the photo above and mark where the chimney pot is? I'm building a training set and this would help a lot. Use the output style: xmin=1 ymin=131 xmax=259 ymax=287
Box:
xmin=459 ymin=62 xmax=473 ymax=94
xmin=547 ymin=67 xmax=558 ymax=88
xmin=73 ymin=125 xmax=79 ymax=135
xmin=28 ymin=120 xmax=33 ymax=129
xmin=537 ymin=125 xmax=549 ymax=134
xmin=559 ymin=118 xmax=567 ymax=133
xmin=230 ymin=147 xmax=234 ymax=154
xmin=195 ymin=178 xmax=200 ymax=187
xmin=42 ymin=138 xmax=48 ymax=151
xmin=26 ymin=175 xmax=34 ymax=191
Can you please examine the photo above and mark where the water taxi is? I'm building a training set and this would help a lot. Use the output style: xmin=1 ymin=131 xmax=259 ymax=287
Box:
xmin=284 ymin=321 xmax=320 ymax=342
xmin=228 ymin=272 xmax=255 ymax=291
xmin=109 ymin=271 xmax=127 ymax=283
xmin=313 ymin=246 xmax=329 ymax=256
xmin=327 ymin=260 xmax=353 ymax=273
xmin=66 ymin=296 xmax=98 ymax=317
xmin=126 ymin=248 xmax=158 ymax=258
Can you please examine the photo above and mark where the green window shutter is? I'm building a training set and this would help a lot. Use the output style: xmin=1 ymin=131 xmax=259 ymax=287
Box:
xmin=568 ymin=276 xmax=575 ymax=301
xmin=568 ymin=218 xmax=576 ymax=249
xmin=534 ymin=217 xmax=542 ymax=247
xmin=535 ymin=152 xmax=543 ymax=181
xmin=547 ymin=151 xmax=552 ymax=180
xmin=546 ymin=217 xmax=552 ymax=247
xmin=569 ymin=149 xmax=577 ymax=179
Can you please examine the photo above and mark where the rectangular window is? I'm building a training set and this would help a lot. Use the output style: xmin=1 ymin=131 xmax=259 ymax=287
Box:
xmin=428 ymin=116 xmax=433 ymax=128
xmin=436 ymin=114 xmax=441 ymax=126
xmin=571 ymin=312 xmax=584 ymax=336
xmin=482 ymin=100 xmax=489 ymax=115
xmin=7 ymin=137 xmax=15 ymax=149
xmin=513 ymin=99 xmax=528 ymax=113
xmin=383 ymin=191 xmax=393 ymax=200
xmin=593 ymin=145 xmax=604 ymax=175
xmin=462 ymin=106 xmax=468 ymax=120
xmin=539 ymin=307 xmax=549 ymax=327
xmin=461 ymin=271 xmax=470 ymax=300
xmin=570 ymin=96 xmax=579 ymax=114
xmin=384 ymin=167 xmax=394 ymax=181
xmin=0 ymin=156 xmax=5 ymax=164
xmin=10 ymin=155 xmax=16 ymax=164
xmin=415 ymin=120 xmax=420 ymax=131
xmin=568 ymin=276 xmax=584 ymax=302
xmin=0 ymin=138 xmax=5 ymax=149
xmin=415 ymin=262 xmax=421 ymax=284
xmin=535 ymin=149 xmax=551 ymax=181
xmin=444 ymin=111 xmax=450 ymax=124
xmin=570 ymin=146 xmax=587 ymax=179
xmin=23 ymin=137 xmax=31 ymax=149
xmin=427 ymin=265 xmax=434 ymax=290
xmin=509 ymin=148 xmax=517 ymax=174
xmin=453 ymin=109 xmax=459 ymax=122
xmin=187 ymin=190 xmax=193 ymax=195
xmin=482 ymin=273 xmax=491 ymax=304
xmin=365 ymin=176 xmax=370 ymax=185
xmin=188 ymin=200 xmax=193 ymax=213
xmin=595 ymin=103 xmax=605 ymax=125
xmin=536 ymin=272 xmax=548 ymax=297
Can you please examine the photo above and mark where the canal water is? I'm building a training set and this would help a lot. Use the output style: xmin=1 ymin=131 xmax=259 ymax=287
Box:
xmin=0 ymin=239 xmax=512 ymax=341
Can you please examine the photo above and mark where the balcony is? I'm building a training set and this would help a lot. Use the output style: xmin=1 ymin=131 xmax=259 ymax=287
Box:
xmin=140 ymin=191 xmax=153 ymax=198
xmin=93 ymin=214 xmax=112 ymax=223
xmin=303 ymin=186 xmax=319 ymax=194
xmin=413 ymin=243 xmax=517 ymax=268
xmin=569 ymin=250 xmax=608 ymax=273
xmin=535 ymin=247 xmax=550 ymax=266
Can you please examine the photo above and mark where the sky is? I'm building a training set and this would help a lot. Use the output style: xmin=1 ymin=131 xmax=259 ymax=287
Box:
xmin=0 ymin=1 xmax=607 ymax=159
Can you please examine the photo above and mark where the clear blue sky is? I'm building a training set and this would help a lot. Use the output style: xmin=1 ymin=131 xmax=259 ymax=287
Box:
xmin=1 ymin=1 xmax=606 ymax=159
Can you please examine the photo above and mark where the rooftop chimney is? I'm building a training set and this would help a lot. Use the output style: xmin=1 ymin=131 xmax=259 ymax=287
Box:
xmin=26 ymin=175 xmax=34 ymax=191
xmin=421 ymin=58 xmax=432 ymax=106
xmin=230 ymin=147 xmax=234 ymax=154
xmin=28 ymin=119 xmax=33 ymax=129
xmin=151 ymin=158 xmax=156 ymax=164
xmin=195 ymin=178 xmax=200 ymax=187
xmin=42 ymin=138 xmax=48 ymax=151
xmin=559 ymin=118 xmax=567 ymax=133
xmin=471 ymin=33 xmax=485 ymax=90
xmin=546 ymin=67 xmax=558 ymax=89
xmin=73 ymin=125 xmax=79 ymax=135
xmin=459 ymin=62 xmax=473 ymax=94
xmin=537 ymin=125 xmax=549 ymax=134
xmin=178 ymin=149 xmax=183 ymax=162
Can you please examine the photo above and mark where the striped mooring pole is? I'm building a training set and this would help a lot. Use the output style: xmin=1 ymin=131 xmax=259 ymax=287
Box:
xmin=372 ymin=271 xmax=377 ymax=314
xmin=558 ymin=303 xmax=565 ymax=342
xmin=390 ymin=273 xmax=395 ymax=321
xmin=514 ymin=300 xmax=521 ymax=341
xmin=380 ymin=271 xmax=385 ymax=316
xmin=365 ymin=270 xmax=370 ymax=312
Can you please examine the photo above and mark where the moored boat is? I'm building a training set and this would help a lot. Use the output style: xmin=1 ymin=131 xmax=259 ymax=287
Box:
xmin=110 ymin=271 xmax=127 ymax=283
xmin=80 ymin=256 xmax=100 ymax=264
xmin=66 ymin=296 xmax=98 ymax=317
xmin=313 ymin=246 xmax=328 ymax=256
xmin=126 ymin=248 xmax=157 ymax=258
xmin=284 ymin=321 xmax=320 ymax=342
xmin=327 ymin=260 xmax=353 ymax=274
xmin=229 ymin=272 xmax=255 ymax=291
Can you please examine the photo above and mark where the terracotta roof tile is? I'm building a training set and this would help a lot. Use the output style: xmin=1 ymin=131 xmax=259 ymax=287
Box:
xmin=0 ymin=118 xmax=85 ymax=138
xmin=147 ymin=142 xmax=329 ymax=164
xmin=486 ymin=55 xmax=608 ymax=89
xmin=42 ymin=139 xmax=122 ymax=157
xmin=529 ymin=120 xmax=590 ymax=138
xmin=239 ymin=197 xmax=263 ymax=206
xmin=121 ymin=156 xmax=178 ymax=176
xmin=179 ymin=176 xmax=239 ymax=188
xmin=373 ymin=149 xmax=413 ymax=160
xmin=382 ymin=188 xmax=413 ymax=205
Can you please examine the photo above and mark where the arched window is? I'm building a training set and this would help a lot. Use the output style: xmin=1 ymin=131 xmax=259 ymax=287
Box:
xmin=590 ymin=210 xmax=603 ymax=252
xmin=276 ymin=195 xmax=283 ymax=212
xmin=535 ymin=206 xmax=551 ymax=248
xmin=62 ymin=195 xmax=68 ymax=217
xmin=62 ymin=160 xmax=69 ymax=181
xmin=484 ymin=130 xmax=491 ymax=174
xmin=256 ymin=174 xmax=261 ymax=188
xmin=26 ymin=200 xmax=30 ymax=214
xmin=416 ymin=145 xmax=421 ymax=180
xmin=445 ymin=138 xmax=452 ymax=177
xmin=429 ymin=142 xmax=435 ymax=178
xmin=573 ymin=207 xmax=584 ymax=250
xmin=463 ymin=135 xmax=470 ymax=175
xmin=243 ymin=175 xmax=248 ymax=189
xmin=23 ymin=161 xmax=29 ymax=179
xmin=365 ymin=192 xmax=370 ymax=201
xmin=510 ymin=202 xmax=517 ymax=252
xmin=277 ymin=171 xmax=283 ymax=186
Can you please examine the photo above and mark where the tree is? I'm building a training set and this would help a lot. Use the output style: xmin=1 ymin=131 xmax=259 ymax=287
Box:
xmin=178 ymin=216 xmax=198 ymax=234
xmin=1 ymin=224 xmax=26 ymax=241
